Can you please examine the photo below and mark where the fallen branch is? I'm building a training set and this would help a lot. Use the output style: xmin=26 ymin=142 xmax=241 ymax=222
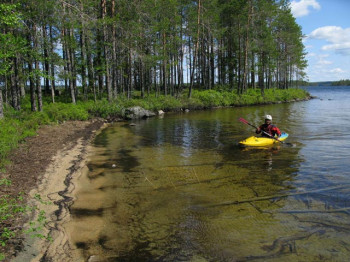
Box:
xmin=207 ymin=185 xmax=348 ymax=208
xmin=280 ymin=207 xmax=350 ymax=214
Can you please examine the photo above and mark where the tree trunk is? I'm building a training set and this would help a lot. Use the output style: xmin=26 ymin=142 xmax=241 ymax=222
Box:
xmin=250 ymin=52 xmax=255 ymax=88
xmin=228 ymin=34 xmax=234 ymax=90
xmin=188 ymin=0 xmax=201 ymax=98
xmin=127 ymin=49 xmax=132 ymax=99
xmin=62 ymin=33 xmax=68 ymax=92
xmin=162 ymin=32 xmax=167 ymax=96
xmin=64 ymin=27 xmax=76 ymax=104
xmin=217 ymin=39 xmax=222 ymax=85
xmin=242 ymin=1 xmax=252 ymax=93
xmin=68 ymin=27 xmax=78 ymax=98
xmin=28 ymin=60 xmax=37 ymax=112
xmin=258 ymin=52 xmax=265 ymax=95
xmin=237 ymin=22 xmax=242 ymax=93
xmin=210 ymin=36 xmax=215 ymax=89
xmin=49 ymin=26 xmax=56 ymax=103
xmin=80 ymin=28 xmax=88 ymax=100
xmin=0 ymin=89 xmax=3 ymax=119
xmin=111 ymin=0 xmax=118 ymax=98
xmin=34 ymin=24 xmax=43 ymax=111
xmin=42 ymin=25 xmax=50 ymax=95
xmin=18 ymin=59 xmax=25 ymax=97
xmin=85 ymin=35 xmax=96 ymax=102
xmin=101 ymin=0 xmax=113 ymax=102
xmin=10 ymin=58 xmax=20 ymax=110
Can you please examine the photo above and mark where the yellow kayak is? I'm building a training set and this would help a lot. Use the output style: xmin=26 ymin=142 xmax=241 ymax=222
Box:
xmin=239 ymin=132 xmax=289 ymax=147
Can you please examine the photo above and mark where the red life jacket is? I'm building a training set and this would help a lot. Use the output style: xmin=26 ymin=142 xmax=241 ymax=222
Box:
xmin=258 ymin=124 xmax=281 ymax=137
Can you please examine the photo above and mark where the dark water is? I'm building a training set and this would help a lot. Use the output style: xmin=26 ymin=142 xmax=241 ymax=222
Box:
xmin=68 ymin=86 xmax=350 ymax=261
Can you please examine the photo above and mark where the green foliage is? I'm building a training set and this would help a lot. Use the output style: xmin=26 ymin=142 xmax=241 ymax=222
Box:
xmin=0 ymin=4 xmax=21 ymax=26
xmin=0 ymin=3 xmax=27 ymax=76
xmin=263 ymin=88 xmax=308 ymax=102
xmin=0 ymin=118 xmax=26 ymax=164
xmin=0 ymin=190 xmax=27 ymax=257
xmin=0 ymin=187 xmax=51 ymax=260
xmin=86 ymin=99 xmax=123 ymax=118
xmin=192 ymin=90 xmax=225 ymax=107
xmin=44 ymin=102 xmax=90 ymax=122
xmin=188 ymin=88 xmax=309 ymax=107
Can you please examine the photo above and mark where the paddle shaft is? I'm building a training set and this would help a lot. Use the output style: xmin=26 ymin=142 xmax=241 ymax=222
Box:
xmin=239 ymin=117 xmax=284 ymax=143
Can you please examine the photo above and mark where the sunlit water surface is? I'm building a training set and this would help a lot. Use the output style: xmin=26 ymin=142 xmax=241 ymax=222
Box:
xmin=67 ymin=86 xmax=350 ymax=261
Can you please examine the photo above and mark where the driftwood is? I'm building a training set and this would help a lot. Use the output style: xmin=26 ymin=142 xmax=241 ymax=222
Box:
xmin=280 ymin=207 xmax=350 ymax=214
xmin=242 ymin=228 xmax=325 ymax=261
xmin=208 ymin=185 xmax=348 ymax=208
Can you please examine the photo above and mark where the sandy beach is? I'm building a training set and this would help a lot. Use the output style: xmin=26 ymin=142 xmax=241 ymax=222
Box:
xmin=2 ymin=119 xmax=106 ymax=261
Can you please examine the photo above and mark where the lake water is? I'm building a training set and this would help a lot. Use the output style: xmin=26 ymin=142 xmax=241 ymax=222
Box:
xmin=67 ymin=86 xmax=350 ymax=261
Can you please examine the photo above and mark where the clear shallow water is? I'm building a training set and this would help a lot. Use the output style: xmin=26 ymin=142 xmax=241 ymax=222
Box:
xmin=67 ymin=86 xmax=350 ymax=261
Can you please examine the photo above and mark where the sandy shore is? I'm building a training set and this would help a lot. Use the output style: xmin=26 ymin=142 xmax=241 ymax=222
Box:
xmin=2 ymin=120 xmax=107 ymax=261
xmin=15 ymin=139 xmax=90 ymax=261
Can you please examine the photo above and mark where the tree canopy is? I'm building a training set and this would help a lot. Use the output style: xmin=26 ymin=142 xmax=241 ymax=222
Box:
xmin=0 ymin=0 xmax=307 ymax=117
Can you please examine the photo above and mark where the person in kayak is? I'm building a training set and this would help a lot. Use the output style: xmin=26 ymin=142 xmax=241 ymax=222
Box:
xmin=256 ymin=115 xmax=281 ymax=138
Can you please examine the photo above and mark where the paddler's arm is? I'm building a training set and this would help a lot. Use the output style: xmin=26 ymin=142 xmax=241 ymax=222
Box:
xmin=274 ymin=126 xmax=282 ymax=137
xmin=256 ymin=126 xmax=262 ymax=134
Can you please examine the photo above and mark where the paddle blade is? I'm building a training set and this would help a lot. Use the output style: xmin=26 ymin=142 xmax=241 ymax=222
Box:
xmin=238 ymin=117 xmax=249 ymax=124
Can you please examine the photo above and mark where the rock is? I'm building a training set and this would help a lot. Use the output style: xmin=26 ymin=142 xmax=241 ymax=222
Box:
xmin=88 ymin=255 xmax=101 ymax=262
xmin=184 ymin=109 xmax=190 ymax=113
xmin=112 ymin=164 xmax=117 ymax=168
xmin=158 ymin=110 xmax=165 ymax=115
xmin=123 ymin=106 xmax=156 ymax=120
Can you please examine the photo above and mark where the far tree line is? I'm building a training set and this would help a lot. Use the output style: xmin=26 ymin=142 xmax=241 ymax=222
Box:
xmin=0 ymin=0 xmax=307 ymax=119
xmin=304 ymin=80 xmax=350 ymax=86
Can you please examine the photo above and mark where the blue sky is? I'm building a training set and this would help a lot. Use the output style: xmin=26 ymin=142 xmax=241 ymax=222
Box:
xmin=290 ymin=0 xmax=350 ymax=82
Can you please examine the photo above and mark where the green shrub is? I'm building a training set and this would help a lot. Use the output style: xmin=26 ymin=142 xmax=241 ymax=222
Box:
xmin=86 ymin=99 xmax=123 ymax=118
xmin=192 ymin=89 xmax=224 ymax=107
xmin=45 ymin=102 xmax=89 ymax=122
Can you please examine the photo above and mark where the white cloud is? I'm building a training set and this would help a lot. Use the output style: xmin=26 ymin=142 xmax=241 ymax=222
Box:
xmin=306 ymin=52 xmax=316 ymax=57
xmin=318 ymin=54 xmax=329 ymax=58
xmin=308 ymin=26 xmax=350 ymax=55
xmin=318 ymin=60 xmax=332 ymax=65
xmin=330 ymin=68 xmax=345 ymax=73
xmin=322 ymin=42 xmax=350 ymax=52
xmin=309 ymin=26 xmax=350 ymax=42
xmin=313 ymin=54 xmax=332 ymax=68
xmin=290 ymin=0 xmax=321 ymax=18
xmin=306 ymin=66 xmax=347 ymax=81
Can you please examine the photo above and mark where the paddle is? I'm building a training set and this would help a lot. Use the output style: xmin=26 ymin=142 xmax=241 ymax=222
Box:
xmin=238 ymin=117 xmax=286 ymax=144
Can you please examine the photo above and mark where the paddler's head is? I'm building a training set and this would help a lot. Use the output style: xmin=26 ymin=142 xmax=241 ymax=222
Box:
xmin=264 ymin=114 xmax=272 ymax=124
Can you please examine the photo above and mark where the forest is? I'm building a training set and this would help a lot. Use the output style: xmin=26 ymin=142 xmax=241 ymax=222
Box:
xmin=331 ymin=79 xmax=350 ymax=86
xmin=0 ymin=0 xmax=307 ymax=118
